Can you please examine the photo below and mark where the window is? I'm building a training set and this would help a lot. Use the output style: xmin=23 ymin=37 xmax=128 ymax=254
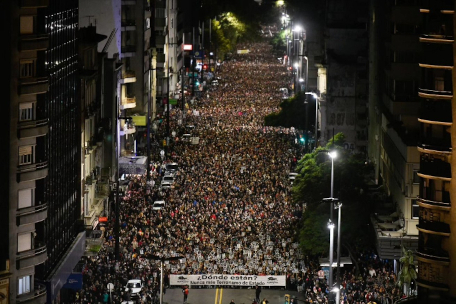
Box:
xmin=413 ymin=170 xmax=420 ymax=184
xmin=18 ymin=233 xmax=32 ymax=252
xmin=18 ymin=275 xmax=31 ymax=295
xmin=435 ymin=76 xmax=445 ymax=91
xmin=412 ymin=199 xmax=419 ymax=219
xmin=19 ymin=145 xmax=34 ymax=165
xmin=19 ymin=102 xmax=35 ymax=121
xmin=20 ymin=16 xmax=35 ymax=34
xmin=20 ymin=59 xmax=36 ymax=78
xmin=18 ymin=188 xmax=35 ymax=209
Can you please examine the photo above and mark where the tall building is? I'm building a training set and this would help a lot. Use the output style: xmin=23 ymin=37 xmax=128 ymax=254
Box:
xmin=416 ymin=0 xmax=456 ymax=302
xmin=2 ymin=0 xmax=85 ymax=303
xmin=319 ymin=0 xmax=369 ymax=153
xmin=368 ymin=0 xmax=420 ymax=262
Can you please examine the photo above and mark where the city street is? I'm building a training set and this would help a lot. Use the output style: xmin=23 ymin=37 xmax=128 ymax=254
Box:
xmin=78 ymin=41 xmax=306 ymax=304
xmin=162 ymin=287 xmax=304 ymax=304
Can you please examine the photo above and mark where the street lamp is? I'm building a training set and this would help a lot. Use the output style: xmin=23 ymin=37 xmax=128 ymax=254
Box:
xmin=294 ymin=62 xmax=299 ymax=95
xmin=305 ymin=92 xmax=319 ymax=150
xmin=335 ymin=201 xmax=342 ymax=304
xmin=328 ymin=219 xmax=335 ymax=296
xmin=147 ymin=255 xmax=184 ymax=304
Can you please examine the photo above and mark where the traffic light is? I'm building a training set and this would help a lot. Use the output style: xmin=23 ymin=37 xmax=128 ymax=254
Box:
xmin=284 ymin=294 xmax=290 ymax=304
xmin=203 ymin=64 xmax=208 ymax=71
xmin=299 ymin=135 xmax=305 ymax=143
xmin=163 ymin=139 xmax=167 ymax=147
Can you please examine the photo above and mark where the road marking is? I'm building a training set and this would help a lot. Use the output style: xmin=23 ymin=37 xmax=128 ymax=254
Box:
xmin=215 ymin=288 xmax=223 ymax=304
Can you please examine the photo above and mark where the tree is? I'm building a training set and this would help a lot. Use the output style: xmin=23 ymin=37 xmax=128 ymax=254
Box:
xmin=299 ymin=207 xmax=331 ymax=256
xmin=397 ymin=246 xmax=417 ymax=296
xmin=264 ymin=93 xmax=307 ymax=129
xmin=293 ymin=133 xmax=375 ymax=257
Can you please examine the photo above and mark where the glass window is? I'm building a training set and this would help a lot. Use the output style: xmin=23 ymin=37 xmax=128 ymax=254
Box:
xmin=20 ymin=16 xmax=34 ymax=34
xmin=20 ymin=59 xmax=36 ymax=78
xmin=412 ymin=199 xmax=419 ymax=219
xmin=18 ymin=233 xmax=32 ymax=252
xmin=18 ymin=188 xmax=35 ymax=209
xmin=18 ymin=275 xmax=31 ymax=295
xmin=19 ymin=102 xmax=35 ymax=121
xmin=19 ymin=145 xmax=34 ymax=165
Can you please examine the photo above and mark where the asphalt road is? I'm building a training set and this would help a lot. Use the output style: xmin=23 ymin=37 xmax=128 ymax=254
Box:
xmin=163 ymin=287 xmax=304 ymax=304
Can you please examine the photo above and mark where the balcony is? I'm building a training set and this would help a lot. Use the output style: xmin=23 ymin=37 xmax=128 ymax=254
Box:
xmin=16 ymin=282 xmax=47 ymax=304
xmin=19 ymin=78 xmax=49 ymax=96
xmin=419 ymin=179 xmax=451 ymax=208
xmin=16 ymin=241 xmax=47 ymax=269
xmin=17 ymin=161 xmax=48 ymax=183
xmin=155 ymin=34 xmax=166 ymax=47
xmin=19 ymin=35 xmax=49 ymax=52
xmin=156 ymin=53 xmax=165 ymax=68
xmin=420 ymin=43 xmax=453 ymax=67
xmin=417 ymin=219 xmax=450 ymax=235
xmin=120 ymin=97 xmax=136 ymax=110
xmin=16 ymin=203 xmax=47 ymax=226
xmin=418 ymin=157 xmax=451 ymax=180
xmin=120 ymin=70 xmax=136 ymax=84
xmin=155 ymin=17 xmax=166 ymax=30
xmin=418 ymin=100 xmax=452 ymax=125
xmin=417 ymin=260 xmax=449 ymax=291
xmin=419 ymin=68 xmax=453 ymax=99
xmin=120 ymin=124 xmax=136 ymax=136
xmin=121 ymin=19 xmax=136 ymax=31
xmin=421 ymin=0 xmax=454 ymax=13
xmin=416 ymin=247 xmax=450 ymax=265
xmin=19 ymin=0 xmax=49 ymax=8
xmin=18 ymin=119 xmax=49 ymax=139
xmin=121 ymin=45 xmax=136 ymax=57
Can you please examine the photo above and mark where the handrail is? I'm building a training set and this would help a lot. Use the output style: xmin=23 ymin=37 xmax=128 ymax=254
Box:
xmin=17 ymin=203 xmax=47 ymax=217
xmin=16 ymin=241 xmax=47 ymax=260
xmin=18 ymin=118 xmax=49 ymax=129
xmin=16 ymin=282 xmax=47 ymax=303
xmin=17 ymin=161 xmax=48 ymax=173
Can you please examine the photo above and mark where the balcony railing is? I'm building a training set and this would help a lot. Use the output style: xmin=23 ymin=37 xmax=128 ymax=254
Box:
xmin=16 ymin=282 xmax=47 ymax=304
xmin=16 ymin=203 xmax=47 ymax=226
xmin=419 ymin=184 xmax=451 ymax=206
xmin=418 ymin=219 xmax=450 ymax=234
xmin=18 ymin=119 xmax=49 ymax=139
xmin=120 ymin=97 xmax=136 ymax=110
xmin=17 ymin=161 xmax=48 ymax=183
xmin=19 ymin=35 xmax=49 ymax=51
xmin=19 ymin=77 xmax=49 ymax=96
xmin=418 ymin=100 xmax=452 ymax=123
xmin=16 ymin=240 xmax=47 ymax=269
xmin=420 ymin=43 xmax=453 ymax=67
xmin=420 ymin=69 xmax=453 ymax=96
xmin=20 ymin=0 xmax=49 ymax=8
xmin=419 ymin=158 xmax=451 ymax=179
xmin=121 ymin=45 xmax=136 ymax=56
xmin=421 ymin=0 xmax=454 ymax=12
xmin=416 ymin=247 xmax=450 ymax=264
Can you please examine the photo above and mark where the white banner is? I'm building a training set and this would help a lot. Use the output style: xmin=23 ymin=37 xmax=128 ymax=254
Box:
xmin=170 ymin=274 xmax=286 ymax=287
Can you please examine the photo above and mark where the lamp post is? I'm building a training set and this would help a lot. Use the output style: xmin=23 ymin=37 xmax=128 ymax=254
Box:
xmin=335 ymin=201 xmax=342 ymax=304
xmin=305 ymin=92 xmax=319 ymax=150
xmin=294 ymin=62 xmax=299 ymax=95
xmin=147 ymin=255 xmax=183 ymax=304
xmin=328 ymin=219 xmax=335 ymax=296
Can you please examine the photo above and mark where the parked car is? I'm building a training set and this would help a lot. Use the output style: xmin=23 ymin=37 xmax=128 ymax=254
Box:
xmin=152 ymin=200 xmax=166 ymax=211
xmin=125 ymin=279 xmax=143 ymax=298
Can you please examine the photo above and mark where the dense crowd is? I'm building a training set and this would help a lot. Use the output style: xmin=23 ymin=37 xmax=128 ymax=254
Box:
xmin=73 ymin=42 xmax=307 ymax=304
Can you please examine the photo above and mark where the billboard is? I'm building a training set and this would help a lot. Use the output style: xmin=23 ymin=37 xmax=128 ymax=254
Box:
xmin=170 ymin=275 xmax=286 ymax=287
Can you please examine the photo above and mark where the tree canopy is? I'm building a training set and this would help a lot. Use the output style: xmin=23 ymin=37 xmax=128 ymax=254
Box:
xmin=293 ymin=133 xmax=374 ymax=256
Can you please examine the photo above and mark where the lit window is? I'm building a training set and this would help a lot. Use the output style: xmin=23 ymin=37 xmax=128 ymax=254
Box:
xmin=18 ymin=188 xmax=35 ymax=209
xmin=18 ymin=275 xmax=31 ymax=295
xmin=20 ymin=59 xmax=36 ymax=78
xmin=19 ymin=145 xmax=34 ymax=165
xmin=19 ymin=102 xmax=35 ymax=121
xmin=18 ymin=233 xmax=32 ymax=252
